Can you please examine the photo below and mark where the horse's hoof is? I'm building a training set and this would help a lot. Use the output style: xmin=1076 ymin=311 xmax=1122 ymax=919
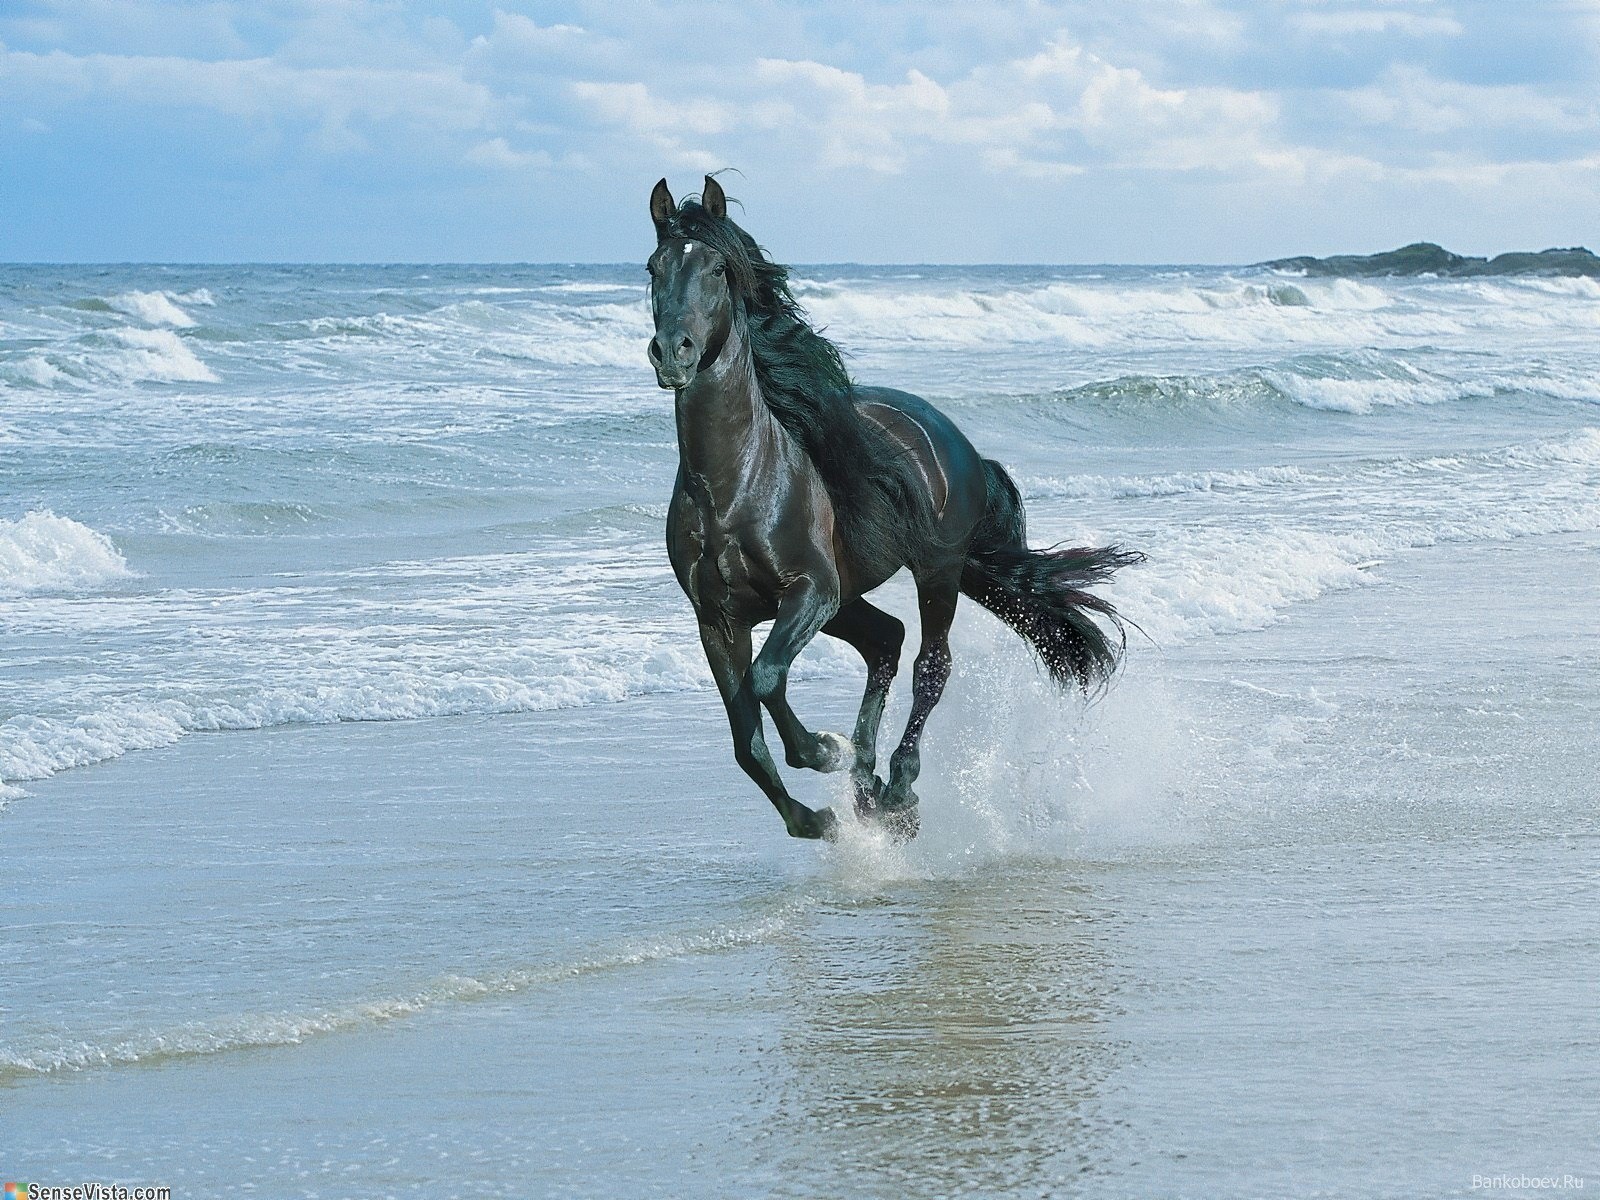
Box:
xmin=881 ymin=782 xmax=918 ymax=812
xmin=788 ymin=806 xmax=839 ymax=841
xmin=877 ymin=782 xmax=919 ymax=842
xmin=878 ymin=798 xmax=920 ymax=843
xmin=852 ymin=771 xmax=885 ymax=818
xmin=883 ymin=809 xmax=921 ymax=844
xmin=814 ymin=731 xmax=854 ymax=774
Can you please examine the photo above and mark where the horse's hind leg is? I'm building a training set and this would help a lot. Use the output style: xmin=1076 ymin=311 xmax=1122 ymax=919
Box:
xmin=881 ymin=569 xmax=961 ymax=834
xmin=747 ymin=576 xmax=854 ymax=776
xmin=822 ymin=598 xmax=905 ymax=816
xmin=698 ymin=620 xmax=836 ymax=840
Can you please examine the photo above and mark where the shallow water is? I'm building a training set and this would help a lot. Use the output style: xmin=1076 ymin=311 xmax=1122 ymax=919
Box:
xmin=3 ymin=263 xmax=1598 ymax=1196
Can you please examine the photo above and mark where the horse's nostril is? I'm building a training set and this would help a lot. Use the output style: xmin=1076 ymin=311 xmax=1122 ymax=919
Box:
xmin=648 ymin=337 xmax=664 ymax=364
xmin=678 ymin=337 xmax=695 ymax=363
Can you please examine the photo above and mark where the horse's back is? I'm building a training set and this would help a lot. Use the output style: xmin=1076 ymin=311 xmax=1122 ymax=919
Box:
xmin=853 ymin=386 xmax=987 ymax=525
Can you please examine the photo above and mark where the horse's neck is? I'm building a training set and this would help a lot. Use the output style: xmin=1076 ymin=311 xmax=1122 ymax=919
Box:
xmin=674 ymin=320 xmax=781 ymax=507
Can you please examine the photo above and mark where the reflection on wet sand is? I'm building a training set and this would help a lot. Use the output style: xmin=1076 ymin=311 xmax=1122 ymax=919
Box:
xmin=757 ymin=862 xmax=1129 ymax=1194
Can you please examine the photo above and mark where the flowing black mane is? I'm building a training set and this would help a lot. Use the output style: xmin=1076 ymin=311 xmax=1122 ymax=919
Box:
xmin=664 ymin=196 xmax=934 ymax=566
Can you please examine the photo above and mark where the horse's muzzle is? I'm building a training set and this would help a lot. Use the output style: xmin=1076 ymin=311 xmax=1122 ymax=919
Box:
xmin=649 ymin=333 xmax=698 ymax=390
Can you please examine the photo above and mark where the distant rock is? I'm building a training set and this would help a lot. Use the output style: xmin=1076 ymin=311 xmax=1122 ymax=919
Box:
xmin=1261 ymin=241 xmax=1600 ymax=278
xmin=1474 ymin=248 xmax=1600 ymax=276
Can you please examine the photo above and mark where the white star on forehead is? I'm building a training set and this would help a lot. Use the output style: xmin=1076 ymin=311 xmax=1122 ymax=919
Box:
xmin=684 ymin=242 xmax=694 ymax=253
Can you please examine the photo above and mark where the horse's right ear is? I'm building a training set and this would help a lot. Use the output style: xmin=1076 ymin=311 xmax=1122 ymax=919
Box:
xmin=650 ymin=178 xmax=676 ymax=239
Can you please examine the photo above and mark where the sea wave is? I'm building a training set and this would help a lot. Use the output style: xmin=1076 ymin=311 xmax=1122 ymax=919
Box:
xmin=0 ymin=900 xmax=812 ymax=1076
xmin=6 ymin=426 xmax=1598 ymax=792
xmin=216 ymin=271 xmax=1542 ymax=382
xmin=0 ymin=511 xmax=134 ymax=596
xmin=1026 ymin=427 xmax=1600 ymax=501
xmin=295 ymin=299 xmax=651 ymax=369
xmin=1064 ymin=429 xmax=1600 ymax=643
xmin=999 ymin=351 xmax=1579 ymax=421
xmin=107 ymin=289 xmax=198 ymax=328
xmin=0 ymin=603 xmax=864 ymax=793
xmin=791 ymin=274 xmax=1459 ymax=352
xmin=100 ymin=327 xmax=219 ymax=382
xmin=6 ymin=327 xmax=220 ymax=387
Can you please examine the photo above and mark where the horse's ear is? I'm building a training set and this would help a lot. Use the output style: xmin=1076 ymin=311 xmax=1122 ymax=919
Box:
xmin=650 ymin=178 xmax=675 ymax=238
xmin=702 ymin=175 xmax=726 ymax=221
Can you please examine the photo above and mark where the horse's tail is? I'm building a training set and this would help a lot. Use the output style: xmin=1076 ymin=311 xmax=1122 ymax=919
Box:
xmin=960 ymin=458 xmax=1144 ymax=692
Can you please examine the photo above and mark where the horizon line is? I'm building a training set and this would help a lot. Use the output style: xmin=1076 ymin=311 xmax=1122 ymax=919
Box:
xmin=0 ymin=258 xmax=1264 ymax=268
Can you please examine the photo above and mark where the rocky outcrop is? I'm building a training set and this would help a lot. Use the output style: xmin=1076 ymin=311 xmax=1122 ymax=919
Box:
xmin=1262 ymin=242 xmax=1600 ymax=278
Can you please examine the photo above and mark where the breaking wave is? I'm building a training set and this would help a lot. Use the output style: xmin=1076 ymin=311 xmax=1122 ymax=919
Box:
xmin=0 ymin=511 xmax=134 ymax=596
xmin=0 ymin=899 xmax=813 ymax=1077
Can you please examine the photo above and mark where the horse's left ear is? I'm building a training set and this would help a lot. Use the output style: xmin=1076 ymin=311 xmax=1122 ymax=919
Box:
xmin=650 ymin=178 xmax=676 ymax=239
xmin=702 ymin=175 xmax=726 ymax=221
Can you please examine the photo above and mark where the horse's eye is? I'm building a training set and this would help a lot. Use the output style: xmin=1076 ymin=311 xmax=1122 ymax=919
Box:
xmin=712 ymin=263 xmax=726 ymax=276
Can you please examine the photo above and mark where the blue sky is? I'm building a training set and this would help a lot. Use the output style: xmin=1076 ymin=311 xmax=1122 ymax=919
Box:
xmin=2 ymin=0 xmax=1596 ymax=262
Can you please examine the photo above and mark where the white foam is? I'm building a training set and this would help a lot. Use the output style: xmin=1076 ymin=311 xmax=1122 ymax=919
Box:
xmin=1026 ymin=463 xmax=1314 ymax=500
xmin=1047 ymin=427 xmax=1600 ymax=646
xmin=535 ymin=281 xmax=637 ymax=294
xmin=3 ymin=355 xmax=68 ymax=387
xmin=1029 ymin=427 xmax=1600 ymax=507
xmin=108 ymin=290 xmax=197 ymax=327
xmin=0 ymin=511 xmax=134 ymax=596
xmin=142 ymin=268 xmax=1594 ymax=400
xmin=0 ymin=900 xmax=812 ymax=1076
xmin=300 ymin=300 xmax=652 ymax=369
xmin=1108 ymin=526 xmax=1382 ymax=645
xmin=812 ymin=644 xmax=1207 ymax=878
xmin=101 ymin=327 xmax=219 ymax=383
xmin=1267 ymin=370 xmax=1490 ymax=414
xmin=7 ymin=426 xmax=1599 ymax=794
xmin=790 ymin=273 xmax=1420 ymax=355
xmin=0 ymin=543 xmax=866 ymax=793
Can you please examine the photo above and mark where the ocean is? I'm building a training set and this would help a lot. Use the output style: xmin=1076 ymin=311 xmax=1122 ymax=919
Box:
xmin=3 ymin=263 xmax=1597 ymax=1196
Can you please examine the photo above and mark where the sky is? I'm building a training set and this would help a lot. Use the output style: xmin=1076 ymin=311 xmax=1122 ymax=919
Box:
xmin=1 ymin=0 xmax=1597 ymax=263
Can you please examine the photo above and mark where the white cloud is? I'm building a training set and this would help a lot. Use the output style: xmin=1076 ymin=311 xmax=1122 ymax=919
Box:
xmin=463 ymin=136 xmax=552 ymax=170
xmin=1290 ymin=9 xmax=1464 ymax=39
xmin=466 ymin=11 xmax=626 ymax=75
xmin=1 ymin=46 xmax=498 ymax=137
xmin=741 ymin=37 xmax=1308 ymax=179
xmin=1338 ymin=65 xmax=1599 ymax=135
xmin=569 ymin=81 xmax=733 ymax=138
xmin=567 ymin=80 xmax=743 ymax=170
xmin=751 ymin=60 xmax=954 ymax=172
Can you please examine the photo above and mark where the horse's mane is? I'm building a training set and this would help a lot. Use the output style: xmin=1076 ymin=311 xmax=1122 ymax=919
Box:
xmin=664 ymin=195 xmax=934 ymax=569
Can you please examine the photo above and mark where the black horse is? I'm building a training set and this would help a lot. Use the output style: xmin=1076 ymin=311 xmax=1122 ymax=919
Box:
xmin=648 ymin=176 xmax=1141 ymax=840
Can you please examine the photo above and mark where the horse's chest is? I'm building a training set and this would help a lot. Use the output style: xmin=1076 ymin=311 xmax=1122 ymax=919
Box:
xmin=676 ymin=494 xmax=778 ymax=622
xmin=689 ymin=527 xmax=772 ymax=614
xmin=696 ymin=535 xmax=750 ymax=594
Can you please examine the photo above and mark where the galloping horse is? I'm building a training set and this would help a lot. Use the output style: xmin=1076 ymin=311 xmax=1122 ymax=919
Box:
xmin=648 ymin=176 xmax=1141 ymax=840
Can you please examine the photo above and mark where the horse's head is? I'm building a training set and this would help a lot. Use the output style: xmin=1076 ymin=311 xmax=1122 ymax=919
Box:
xmin=646 ymin=175 xmax=734 ymax=391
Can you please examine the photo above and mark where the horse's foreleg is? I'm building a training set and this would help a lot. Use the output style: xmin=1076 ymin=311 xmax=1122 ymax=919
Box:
xmin=822 ymin=598 xmax=905 ymax=815
xmin=881 ymin=572 xmax=960 ymax=833
xmin=698 ymin=620 xmax=836 ymax=840
xmin=746 ymin=578 xmax=853 ymax=776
